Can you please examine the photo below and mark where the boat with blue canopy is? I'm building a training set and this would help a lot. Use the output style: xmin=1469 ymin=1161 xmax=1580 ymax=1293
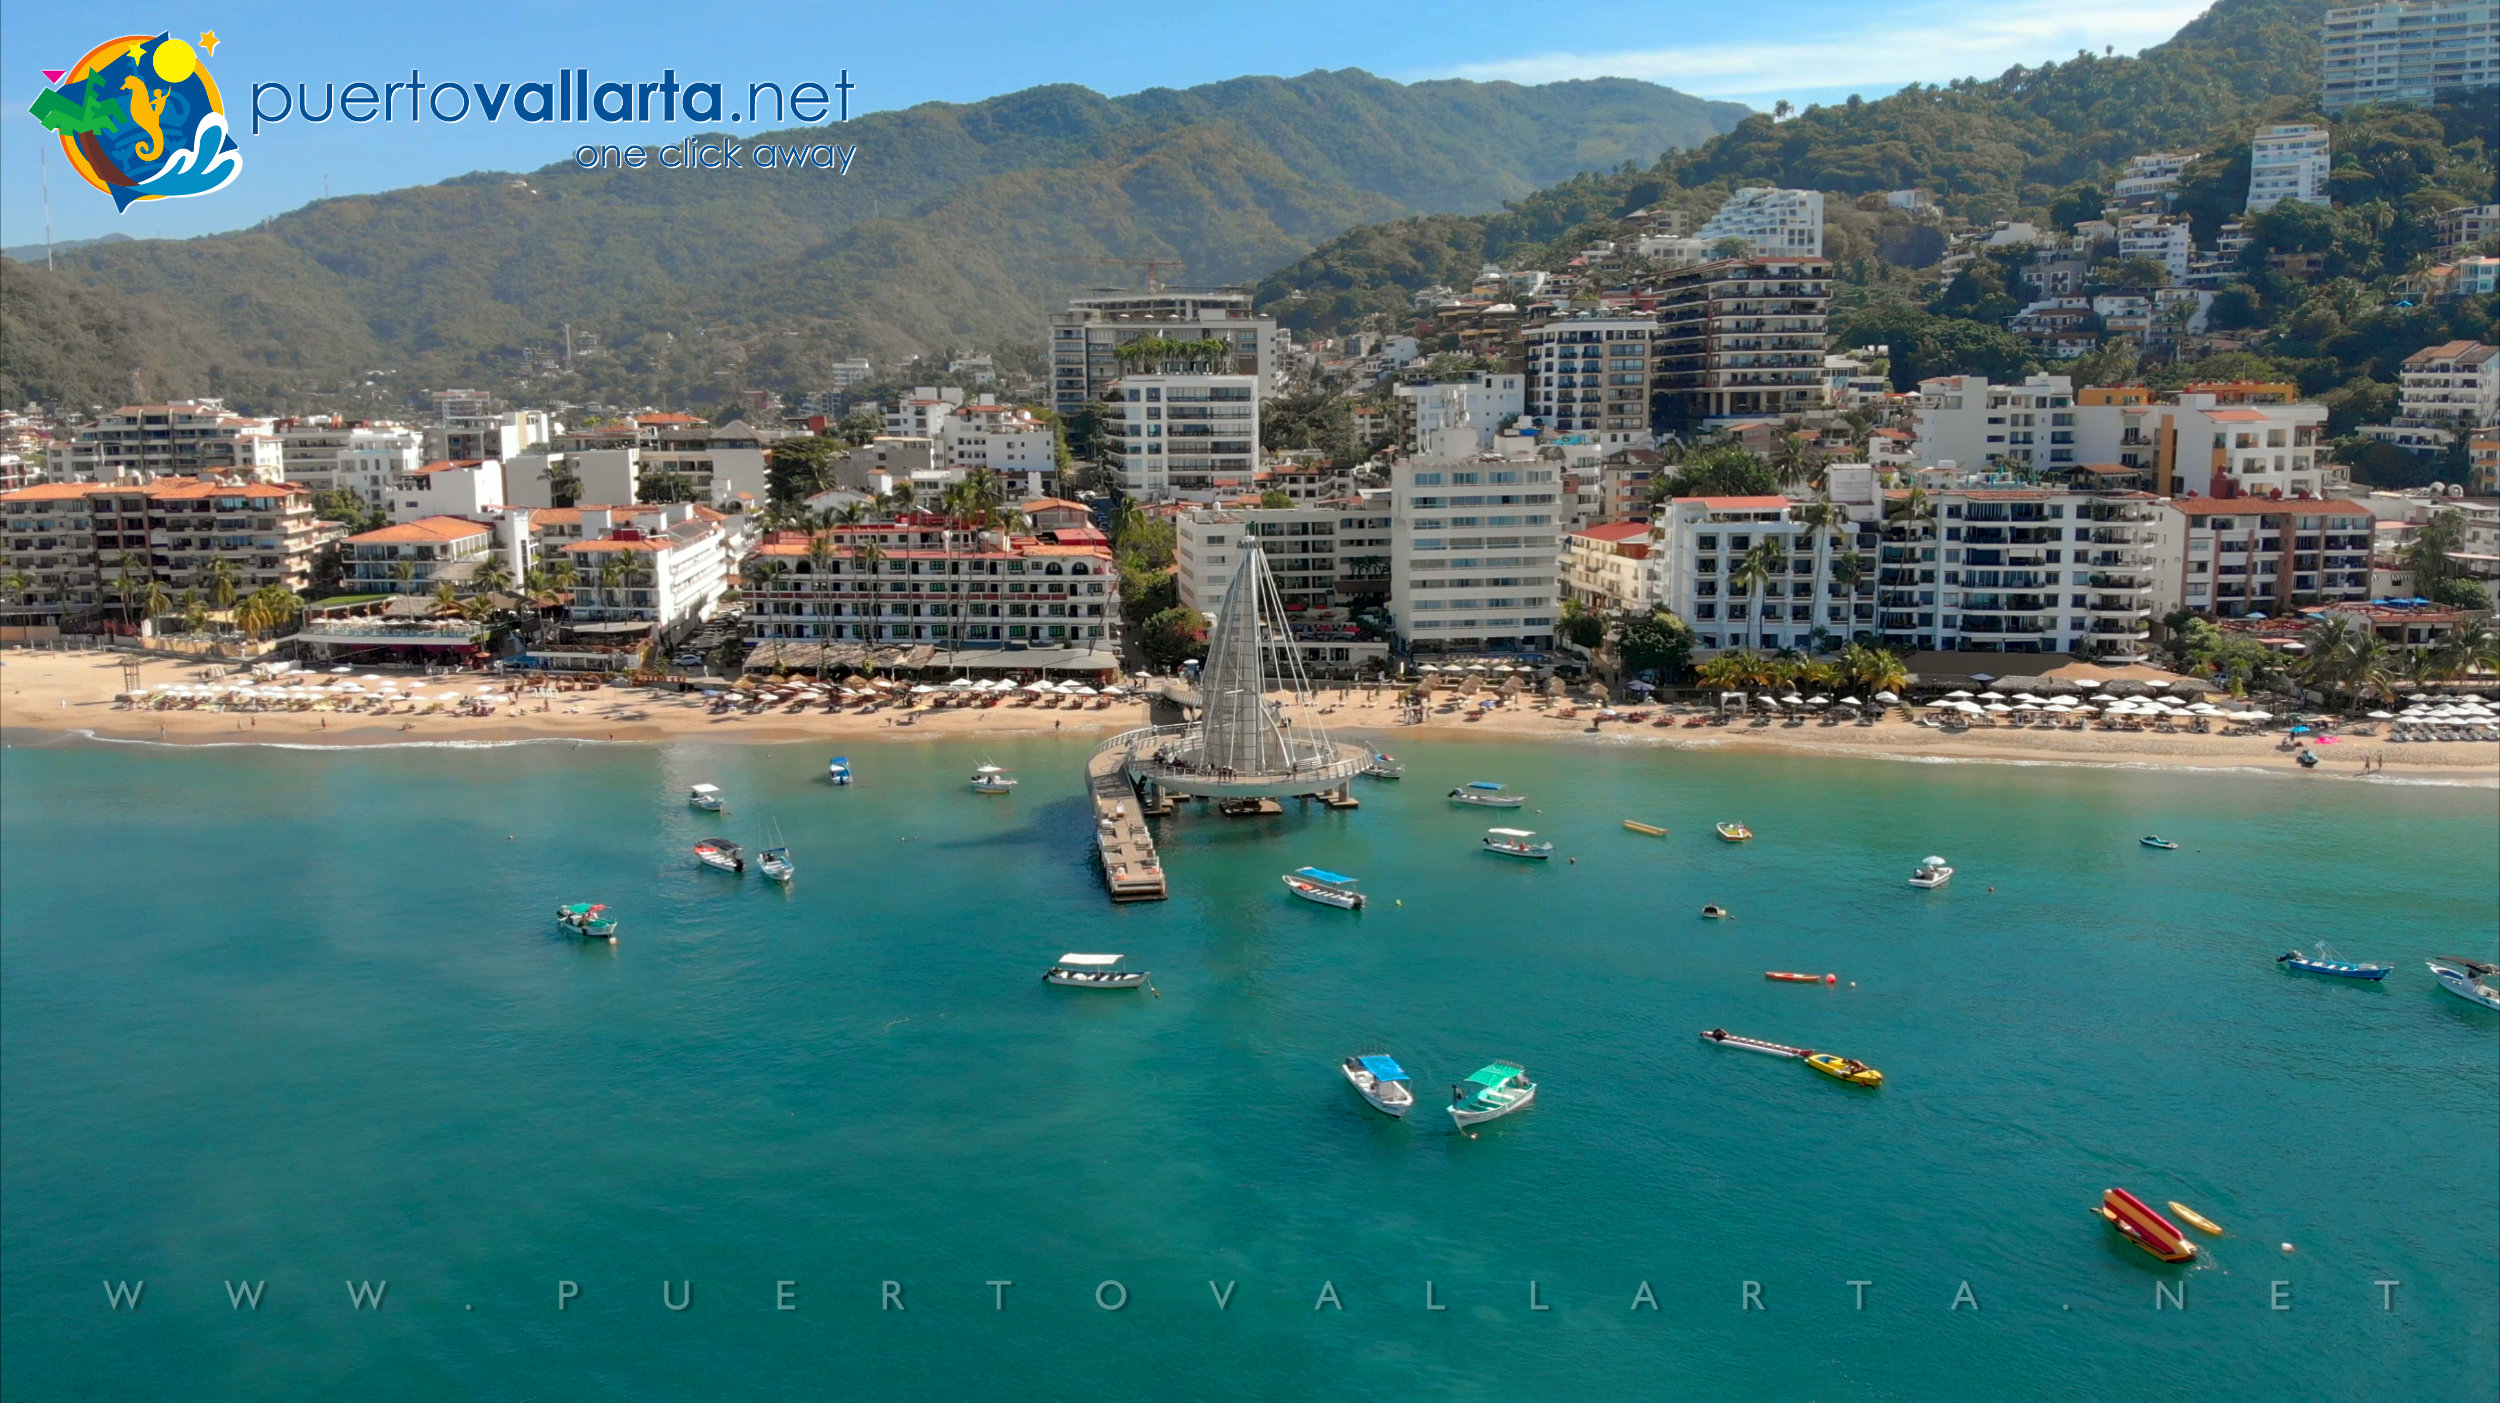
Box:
xmin=2277 ymin=941 xmax=2390 ymax=981
xmin=1341 ymin=1053 xmax=1413 ymax=1116
xmin=1448 ymin=781 xmax=1526 ymax=808
xmin=827 ymin=756 xmax=852 ymax=785
xmin=1283 ymin=866 xmax=1366 ymax=909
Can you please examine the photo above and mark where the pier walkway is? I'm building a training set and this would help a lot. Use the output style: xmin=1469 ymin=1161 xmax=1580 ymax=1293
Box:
xmin=1086 ymin=733 xmax=1167 ymax=902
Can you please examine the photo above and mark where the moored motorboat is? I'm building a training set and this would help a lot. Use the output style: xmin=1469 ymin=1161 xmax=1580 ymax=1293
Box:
xmin=1907 ymin=856 xmax=1953 ymax=889
xmin=1361 ymin=753 xmax=1404 ymax=779
xmin=827 ymin=756 xmax=853 ymax=786
xmin=1715 ymin=822 xmax=1753 ymax=842
xmin=2426 ymin=955 xmax=2500 ymax=1009
xmin=1342 ymin=1054 xmax=1414 ymax=1117
xmin=1805 ymin=1052 xmax=1883 ymax=1086
xmin=970 ymin=763 xmax=1019 ymax=794
xmin=1766 ymin=971 xmax=1836 ymax=984
xmin=1447 ymin=1062 xmax=1536 ymax=1127
xmin=1623 ymin=820 xmax=1668 ymax=836
xmin=555 ymin=902 xmax=618 ymax=940
xmin=1700 ymin=904 xmax=1731 ymax=919
xmin=758 ymin=845 xmax=795 ymax=883
xmin=2140 ymin=835 xmax=2179 ymax=850
xmin=695 ymin=838 xmax=745 ymax=874
xmin=1283 ymin=867 xmax=1366 ymax=910
xmin=1448 ymin=781 xmax=1525 ymax=808
xmin=1481 ymin=827 xmax=1553 ymax=859
xmin=2277 ymin=942 xmax=2390 ymax=980
xmin=1043 ymin=952 xmax=1146 ymax=989
xmin=688 ymin=783 xmax=724 ymax=811
xmin=2098 ymin=1188 xmax=2198 ymax=1262
xmin=1699 ymin=1028 xmax=1809 ymax=1058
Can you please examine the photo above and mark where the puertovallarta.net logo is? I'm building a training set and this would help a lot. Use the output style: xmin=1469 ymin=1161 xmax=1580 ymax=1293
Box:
xmin=29 ymin=30 xmax=240 ymax=213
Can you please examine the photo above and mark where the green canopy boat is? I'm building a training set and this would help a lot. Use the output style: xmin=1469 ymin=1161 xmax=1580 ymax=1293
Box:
xmin=1447 ymin=1061 xmax=1536 ymax=1128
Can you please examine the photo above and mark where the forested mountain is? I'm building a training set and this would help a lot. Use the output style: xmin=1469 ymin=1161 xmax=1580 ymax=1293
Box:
xmin=0 ymin=72 xmax=1745 ymax=411
xmin=1253 ymin=0 xmax=2486 ymax=333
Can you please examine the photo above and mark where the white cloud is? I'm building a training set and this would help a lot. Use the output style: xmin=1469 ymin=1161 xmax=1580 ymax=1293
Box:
xmin=1443 ymin=0 xmax=2214 ymax=102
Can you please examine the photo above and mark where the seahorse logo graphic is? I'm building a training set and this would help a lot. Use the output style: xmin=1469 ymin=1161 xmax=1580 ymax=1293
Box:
xmin=29 ymin=31 xmax=240 ymax=213
xmin=122 ymin=73 xmax=168 ymax=161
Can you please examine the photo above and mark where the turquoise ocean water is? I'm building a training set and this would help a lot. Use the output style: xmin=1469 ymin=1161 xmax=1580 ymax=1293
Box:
xmin=3 ymin=733 xmax=2494 ymax=1399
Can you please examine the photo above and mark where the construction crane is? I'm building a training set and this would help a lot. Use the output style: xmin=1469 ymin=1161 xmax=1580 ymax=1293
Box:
xmin=1044 ymin=257 xmax=1187 ymax=293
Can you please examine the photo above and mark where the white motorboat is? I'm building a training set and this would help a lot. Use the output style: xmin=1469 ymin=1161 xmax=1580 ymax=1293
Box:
xmin=1361 ymin=753 xmax=1405 ymax=779
xmin=827 ymin=756 xmax=853 ymax=786
xmin=694 ymin=838 xmax=745 ymax=874
xmin=971 ymin=763 xmax=1019 ymax=794
xmin=2427 ymin=955 xmax=2500 ymax=1010
xmin=1482 ymin=827 xmax=1553 ymax=859
xmin=1342 ymin=1054 xmax=1414 ymax=1117
xmin=1283 ymin=866 xmax=1366 ymax=910
xmin=1907 ymin=856 xmax=1953 ymax=889
xmin=755 ymin=819 xmax=794 ymax=882
xmin=688 ymin=783 xmax=725 ymax=811
xmin=1448 ymin=781 xmax=1525 ymax=808
xmin=1447 ymin=1062 xmax=1536 ymax=1127
xmin=1043 ymin=952 xmax=1147 ymax=989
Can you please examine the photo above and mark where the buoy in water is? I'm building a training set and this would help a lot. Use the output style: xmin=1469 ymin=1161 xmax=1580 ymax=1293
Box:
xmin=1825 ymin=973 xmax=1837 ymax=984
xmin=2281 ymin=1242 xmax=2295 ymax=1253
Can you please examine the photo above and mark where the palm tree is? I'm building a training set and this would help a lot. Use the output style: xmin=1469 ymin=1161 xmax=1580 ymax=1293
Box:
xmin=470 ymin=557 xmax=514 ymax=599
xmin=1793 ymin=500 xmax=1847 ymax=650
xmin=112 ymin=551 xmax=145 ymax=629
xmin=200 ymin=557 xmax=240 ymax=612
xmin=1729 ymin=539 xmax=1783 ymax=652
xmin=1 ymin=569 xmax=31 ymax=615
xmin=390 ymin=560 xmax=416 ymax=591
xmin=137 ymin=579 xmax=173 ymax=632
xmin=433 ymin=580 xmax=462 ymax=615
xmin=2427 ymin=616 xmax=2498 ymax=680
xmin=1768 ymin=432 xmax=1817 ymax=491
xmin=851 ymin=538 xmax=886 ymax=652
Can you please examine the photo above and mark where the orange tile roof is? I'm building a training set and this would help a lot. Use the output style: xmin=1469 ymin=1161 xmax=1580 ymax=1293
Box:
xmin=344 ymin=516 xmax=495 ymax=544
xmin=1573 ymin=521 xmax=1655 ymax=542
xmin=0 ymin=481 xmax=111 ymax=501
xmin=2168 ymin=497 xmax=2369 ymax=516
xmin=146 ymin=480 xmax=309 ymax=500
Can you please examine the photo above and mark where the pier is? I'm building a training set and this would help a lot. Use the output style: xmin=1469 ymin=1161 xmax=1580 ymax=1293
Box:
xmin=1087 ymin=737 xmax=1168 ymax=902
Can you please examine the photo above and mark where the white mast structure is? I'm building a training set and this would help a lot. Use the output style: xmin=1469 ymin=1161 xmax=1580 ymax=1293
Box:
xmin=1126 ymin=537 xmax=1366 ymax=796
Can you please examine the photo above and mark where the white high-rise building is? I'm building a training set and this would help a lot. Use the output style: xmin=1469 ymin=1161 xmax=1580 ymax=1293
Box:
xmin=2114 ymin=215 xmax=2195 ymax=279
xmin=1694 ymin=188 xmax=1825 ymax=257
xmin=1100 ymin=373 xmax=1261 ymax=499
xmin=2321 ymin=0 xmax=2500 ymax=113
xmin=2247 ymin=125 xmax=2332 ymax=211
xmin=1394 ymin=372 xmax=1525 ymax=451
xmin=1644 ymin=495 xmax=1877 ymax=654
xmin=1524 ymin=318 xmax=1657 ymax=445
xmin=1385 ymin=437 xmax=1563 ymax=656
xmin=1048 ymin=290 xmax=1282 ymax=417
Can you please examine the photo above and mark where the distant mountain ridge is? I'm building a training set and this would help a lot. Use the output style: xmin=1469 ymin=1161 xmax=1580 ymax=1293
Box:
xmin=1 ymin=71 xmax=1747 ymax=410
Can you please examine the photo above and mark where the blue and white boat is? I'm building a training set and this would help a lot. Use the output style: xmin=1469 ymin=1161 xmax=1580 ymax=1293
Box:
xmin=1341 ymin=1053 xmax=1414 ymax=1116
xmin=2277 ymin=942 xmax=2390 ymax=981
xmin=1448 ymin=781 xmax=1525 ymax=808
xmin=1284 ymin=866 xmax=1366 ymax=910
xmin=827 ymin=756 xmax=853 ymax=786
xmin=2140 ymin=835 xmax=2180 ymax=850
xmin=1362 ymin=752 xmax=1404 ymax=779
xmin=2426 ymin=956 xmax=2500 ymax=1010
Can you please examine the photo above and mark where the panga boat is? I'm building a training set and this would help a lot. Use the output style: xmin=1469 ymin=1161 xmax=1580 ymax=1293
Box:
xmin=1283 ymin=866 xmax=1366 ymax=910
xmin=687 ymin=783 xmax=724 ymax=811
xmin=1481 ymin=827 xmax=1553 ymax=859
xmin=1805 ymin=1052 xmax=1883 ymax=1086
xmin=1448 ymin=781 xmax=1526 ymax=808
xmin=970 ymin=763 xmax=1018 ymax=794
xmin=2277 ymin=942 xmax=2390 ymax=981
xmin=1699 ymin=1028 xmax=1809 ymax=1058
xmin=2166 ymin=1201 xmax=2225 ymax=1236
xmin=1622 ymin=820 xmax=1668 ymax=836
xmin=1715 ymin=822 xmax=1753 ymax=842
xmin=555 ymin=902 xmax=617 ymax=940
xmin=2426 ymin=955 xmax=2500 ymax=1010
xmin=1907 ymin=856 xmax=1954 ymax=889
xmin=1447 ymin=1062 xmax=1536 ymax=1127
xmin=757 ymin=845 xmax=795 ymax=883
xmin=1767 ymin=971 xmax=1836 ymax=984
xmin=1342 ymin=1054 xmax=1414 ymax=1117
xmin=1043 ymin=952 xmax=1146 ymax=989
xmin=827 ymin=756 xmax=853 ymax=786
xmin=2140 ymin=835 xmax=2179 ymax=850
xmin=695 ymin=838 xmax=745 ymax=874
xmin=2098 ymin=1188 xmax=2198 ymax=1262
xmin=1361 ymin=753 xmax=1405 ymax=779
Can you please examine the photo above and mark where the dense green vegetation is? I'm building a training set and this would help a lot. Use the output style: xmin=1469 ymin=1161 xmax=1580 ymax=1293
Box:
xmin=4 ymin=72 xmax=1743 ymax=412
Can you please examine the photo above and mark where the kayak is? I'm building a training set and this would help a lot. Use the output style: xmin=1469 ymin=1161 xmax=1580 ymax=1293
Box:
xmin=1766 ymin=971 xmax=1835 ymax=983
xmin=1805 ymin=1052 xmax=1882 ymax=1086
xmin=2166 ymin=1201 xmax=2224 ymax=1236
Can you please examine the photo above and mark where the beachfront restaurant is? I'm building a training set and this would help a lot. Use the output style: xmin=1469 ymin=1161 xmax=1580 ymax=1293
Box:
xmin=292 ymin=595 xmax=496 ymax=667
xmin=740 ymin=639 xmax=1120 ymax=681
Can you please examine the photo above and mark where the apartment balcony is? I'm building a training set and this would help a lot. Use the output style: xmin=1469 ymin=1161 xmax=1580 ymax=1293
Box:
xmin=2086 ymin=573 xmax=2152 ymax=590
xmin=2088 ymin=619 xmax=2152 ymax=638
xmin=2088 ymin=595 xmax=2150 ymax=614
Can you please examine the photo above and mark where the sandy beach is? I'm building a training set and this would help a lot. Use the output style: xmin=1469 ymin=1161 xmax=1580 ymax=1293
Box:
xmin=4 ymin=649 xmax=2493 ymax=786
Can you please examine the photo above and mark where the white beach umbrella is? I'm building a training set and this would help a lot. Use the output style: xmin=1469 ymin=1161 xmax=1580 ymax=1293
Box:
xmin=2145 ymin=680 xmax=2171 ymax=690
xmin=1067 ymin=684 xmax=1098 ymax=696
xmin=1873 ymin=691 xmax=1900 ymax=703
xmin=1984 ymin=702 xmax=2014 ymax=713
xmin=1977 ymin=690 xmax=2007 ymax=701
xmin=947 ymin=677 xmax=975 ymax=687
xmin=1943 ymin=690 xmax=1973 ymax=700
xmin=1781 ymin=693 xmax=1806 ymax=705
xmin=2366 ymin=710 xmax=2395 ymax=719
xmin=2243 ymin=710 xmax=2272 ymax=720
xmin=1839 ymin=696 xmax=1863 ymax=706
xmin=1809 ymin=695 xmax=1831 ymax=706
xmin=1024 ymin=680 xmax=1054 ymax=692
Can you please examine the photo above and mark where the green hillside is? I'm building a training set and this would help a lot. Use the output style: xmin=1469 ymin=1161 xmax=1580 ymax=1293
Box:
xmin=4 ymin=71 xmax=1745 ymax=411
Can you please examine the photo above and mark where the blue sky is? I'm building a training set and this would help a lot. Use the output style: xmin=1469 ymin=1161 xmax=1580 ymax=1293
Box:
xmin=1 ymin=0 xmax=2213 ymax=247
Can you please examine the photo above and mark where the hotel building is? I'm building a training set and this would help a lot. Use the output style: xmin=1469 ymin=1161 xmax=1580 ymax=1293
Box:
xmin=1100 ymin=373 xmax=1261 ymax=499
xmin=2156 ymin=498 xmax=2378 ymax=618
xmin=1049 ymin=289 xmax=1280 ymax=417
xmin=0 ymin=477 xmax=323 ymax=627
xmin=1386 ymin=445 xmax=1564 ymax=655
xmin=1525 ymin=319 xmax=1657 ymax=445
xmin=1694 ymin=188 xmax=1825 ymax=257
xmin=1869 ymin=484 xmax=2162 ymax=662
xmin=61 ymin=402 xmax=283 ymax=482
xmin=740 ymin=522 xmax=1118 ymax=653
xmin=1645 ymin=496 xmax=1876 ymax=654
xmin=2246 ymin=125 xmax=2333 ymax=211
xmin=280 ymin=422 xmax=426 ymax=507
xmin=1651 ymin=257 xmax=1833 ymax=424
xmin=2321 ymin=0 xmax=2499 ymax=112
xmin=1173 ymin=504 xmax=1391 ymax=677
